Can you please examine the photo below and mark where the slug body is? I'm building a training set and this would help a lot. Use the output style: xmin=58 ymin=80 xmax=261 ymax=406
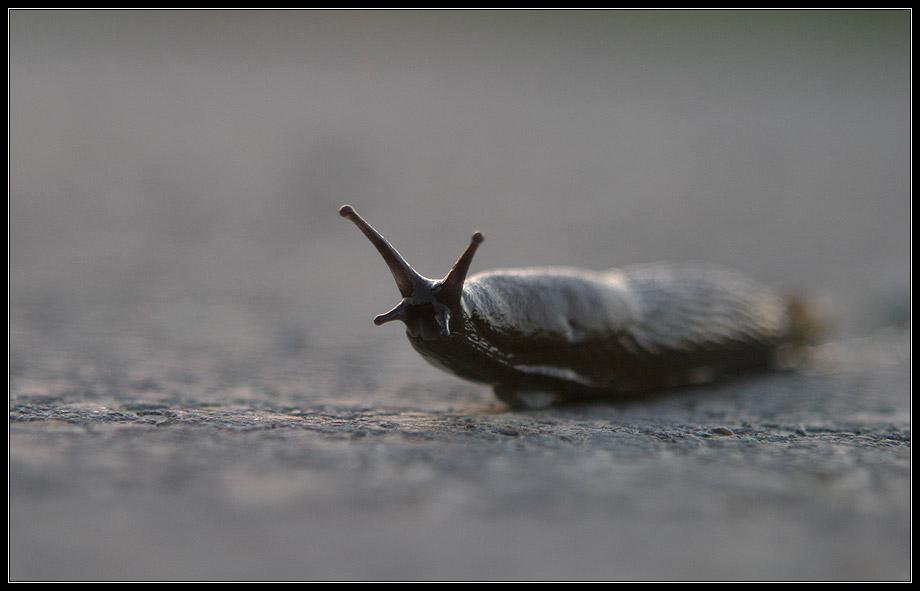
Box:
xmin=340 ymin=205 xmax=801 ymax=408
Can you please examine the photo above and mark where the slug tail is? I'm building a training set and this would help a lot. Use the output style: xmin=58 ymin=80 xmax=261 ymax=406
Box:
xmin=785 ymin=292 xmax=829 ymax=347
xmin=772 ymin=292 xmax=830 ymax=370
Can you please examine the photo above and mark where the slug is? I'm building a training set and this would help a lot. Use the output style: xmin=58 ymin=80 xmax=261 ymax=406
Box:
xmin=339 ymin=204 xmax=811 ymax=409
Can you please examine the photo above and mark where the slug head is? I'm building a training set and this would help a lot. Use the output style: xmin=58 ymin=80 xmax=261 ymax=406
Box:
xmin=339 ymin=204 xmax=484 ymax=341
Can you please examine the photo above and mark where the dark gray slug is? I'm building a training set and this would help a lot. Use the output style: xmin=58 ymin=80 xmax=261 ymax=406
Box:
xmin=340 ymin=204 xmax=813 ymax=408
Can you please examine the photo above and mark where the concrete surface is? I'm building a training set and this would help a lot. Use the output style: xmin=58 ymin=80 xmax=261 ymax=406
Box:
xmin=9 ymin=10 xmax=911 ymax=581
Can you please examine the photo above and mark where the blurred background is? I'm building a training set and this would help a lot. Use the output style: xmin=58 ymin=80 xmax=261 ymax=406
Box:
xmin=10 ymin=9 xmax=911 ymax=392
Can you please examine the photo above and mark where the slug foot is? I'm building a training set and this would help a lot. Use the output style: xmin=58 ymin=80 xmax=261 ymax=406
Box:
xmin=493 ymin=386 xmax=561 ymax=410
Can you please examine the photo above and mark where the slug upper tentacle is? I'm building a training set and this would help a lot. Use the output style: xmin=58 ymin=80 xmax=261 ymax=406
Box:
xmin=340 ymin=204 xmax=809 ymax=409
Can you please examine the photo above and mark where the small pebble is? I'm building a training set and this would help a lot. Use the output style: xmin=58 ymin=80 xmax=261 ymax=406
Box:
xmin=712 ymin=427 xmax=734 ymax=436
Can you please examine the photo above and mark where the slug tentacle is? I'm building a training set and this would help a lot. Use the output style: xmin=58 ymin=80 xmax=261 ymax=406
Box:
xmin=340 ymin=204 xmax=484 ymax=341
xmin=338 ymin=204 xmax=427 ymax=298
xmin=373 ymin=300 xmax=409 ymax=326
xmin=340 ymin=204 xmax=810 ymax=408
xmin=439 ymin=231 xmax=485 ymax=310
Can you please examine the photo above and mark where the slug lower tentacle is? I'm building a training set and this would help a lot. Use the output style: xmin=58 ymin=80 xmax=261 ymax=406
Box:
xmin=339 ymin=204 xmax=810 ymax=409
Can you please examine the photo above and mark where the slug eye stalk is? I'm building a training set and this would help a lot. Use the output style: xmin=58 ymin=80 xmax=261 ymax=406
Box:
xmin=339 ymin=204 xmax=483 ymax=338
